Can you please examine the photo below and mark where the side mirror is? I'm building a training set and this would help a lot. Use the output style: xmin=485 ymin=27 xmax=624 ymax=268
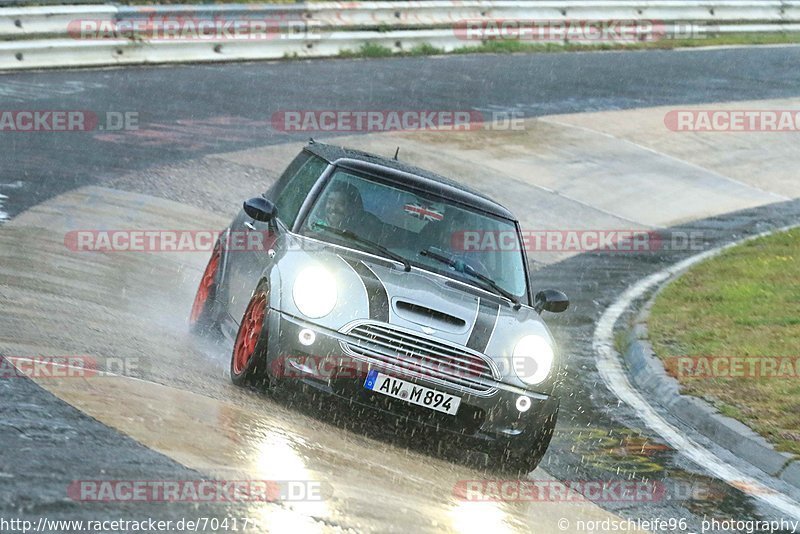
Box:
xmin=243 ymin=197 xmax=277 ymax=223
xmin=534 ymin=289 xmax=569 ymax=314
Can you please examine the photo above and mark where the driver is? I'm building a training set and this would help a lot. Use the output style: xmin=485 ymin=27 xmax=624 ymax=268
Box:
xmin=322 ymin=182 xmax=362 ymax=230
xmin=313 ymin=181 xmax=382 ymax=236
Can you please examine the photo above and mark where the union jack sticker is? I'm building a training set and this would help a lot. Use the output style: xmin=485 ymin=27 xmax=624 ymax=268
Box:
xmin=403 ymin=202 xmax=444 ymax=222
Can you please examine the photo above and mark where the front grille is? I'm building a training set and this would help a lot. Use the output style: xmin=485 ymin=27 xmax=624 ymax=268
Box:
xmin=339 ymin=321 xmax=499 ymax=396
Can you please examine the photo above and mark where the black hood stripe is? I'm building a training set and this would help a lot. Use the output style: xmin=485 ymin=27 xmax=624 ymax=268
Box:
xmin=466 ymin=298 xmax=499 ymax=353
xmin=342 ymin=257 xmax=390 ymax=322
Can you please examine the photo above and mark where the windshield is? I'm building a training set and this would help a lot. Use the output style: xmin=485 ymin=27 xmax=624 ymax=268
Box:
xmin=300 ymin=168 xmax=528 ymax=299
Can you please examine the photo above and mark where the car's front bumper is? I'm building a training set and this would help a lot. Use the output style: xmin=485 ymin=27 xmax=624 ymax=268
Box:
xmin=263 ymin=311 xmax=559 ymax=452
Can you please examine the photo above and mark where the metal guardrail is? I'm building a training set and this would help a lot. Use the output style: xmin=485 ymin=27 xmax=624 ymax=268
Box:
xmin=1 ymin=1 xmax=800 ymax=70
xmin=0 ymin=0 xmax=103 ymax=5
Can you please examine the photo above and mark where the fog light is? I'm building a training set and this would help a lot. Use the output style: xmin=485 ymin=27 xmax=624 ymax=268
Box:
xmin=298 ymin=329 xmax=316 ymax=346
xmin=516 ymin=395 xmax=531 ymax=412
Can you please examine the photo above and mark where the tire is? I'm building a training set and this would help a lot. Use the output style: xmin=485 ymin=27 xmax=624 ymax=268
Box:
xmin=189 ymin=244 xmax=223 ymax=336
xmin=494 ymin=408 xmax=558 ymax=475
xmin=230 ymin=282 xmax=271 ymax=388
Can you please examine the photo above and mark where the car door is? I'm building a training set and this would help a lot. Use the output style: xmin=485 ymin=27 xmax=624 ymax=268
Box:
xmin=226 ymin=152 xmax=330 ymax=323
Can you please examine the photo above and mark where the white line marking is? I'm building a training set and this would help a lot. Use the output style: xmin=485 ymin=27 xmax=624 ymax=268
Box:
xmin=593 ymin=224 xmax=800 ymax=520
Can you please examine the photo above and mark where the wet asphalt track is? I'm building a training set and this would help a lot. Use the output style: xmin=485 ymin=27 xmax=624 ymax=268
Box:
xmin=2 ymin=46 xmax=800 ymax=532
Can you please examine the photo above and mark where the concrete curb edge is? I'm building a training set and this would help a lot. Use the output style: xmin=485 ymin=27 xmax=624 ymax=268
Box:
xmin=621 ymin=273 xmax=800 ymax=490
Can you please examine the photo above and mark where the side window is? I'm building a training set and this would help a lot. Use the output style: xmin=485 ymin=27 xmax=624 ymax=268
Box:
xmin=272 ymin=154 xmax=328 ymax=227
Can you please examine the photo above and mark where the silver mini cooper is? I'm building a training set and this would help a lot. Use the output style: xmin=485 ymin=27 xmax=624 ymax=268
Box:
xmin=189 ymin=142 xmax=568 ymax=473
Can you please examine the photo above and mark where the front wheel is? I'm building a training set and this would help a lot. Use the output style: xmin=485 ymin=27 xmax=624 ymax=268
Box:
xmin=231 ymin=283 xmax=271 ymax=388
xmin=494 ymin=410 xmax=558 ymax=475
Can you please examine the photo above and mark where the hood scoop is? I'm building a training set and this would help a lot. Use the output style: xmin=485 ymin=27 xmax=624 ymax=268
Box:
xmin=393 ymin=300 xmax=468 ymax=333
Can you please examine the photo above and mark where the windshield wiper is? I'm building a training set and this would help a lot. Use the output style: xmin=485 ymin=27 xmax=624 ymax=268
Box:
xmin=312 ymin=222 xmax=411 ymax=272
xmin=420 ymin=247 xmax=520 ymax=308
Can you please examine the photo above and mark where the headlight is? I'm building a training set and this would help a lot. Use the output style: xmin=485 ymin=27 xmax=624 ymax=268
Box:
xmin=512 ymin=335 xmax=554 ymax=386
xmin=292 ymin=266 xmax=337 ymax=318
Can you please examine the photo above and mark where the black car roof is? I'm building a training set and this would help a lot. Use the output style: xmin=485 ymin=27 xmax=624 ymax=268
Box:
xmin=305 ymin=142 xmax=516 ymax=220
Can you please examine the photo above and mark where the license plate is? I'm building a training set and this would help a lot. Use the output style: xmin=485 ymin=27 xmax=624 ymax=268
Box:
xmin=364 ymin=370 xmax=461 ymax=415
